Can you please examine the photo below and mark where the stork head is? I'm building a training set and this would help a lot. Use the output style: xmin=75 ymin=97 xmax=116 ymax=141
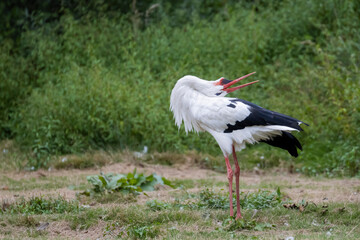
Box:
xmin=213 ymin=72 xmax=258 ymax=97
xmin=171 ymin=72 xmax=258 ymax=99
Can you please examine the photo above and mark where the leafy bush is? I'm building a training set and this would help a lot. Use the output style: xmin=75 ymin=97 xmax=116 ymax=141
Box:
xmin=83 ymin=169 xmax=174 ymax=195
xmin=1 ymin=0 xmax=360 ymax=175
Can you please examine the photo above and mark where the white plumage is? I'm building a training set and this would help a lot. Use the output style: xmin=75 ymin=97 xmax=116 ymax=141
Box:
xmin=170 ymin=74 xmax=300 ymax=155
xmin=170 ymin=72 xmax=307 ymax=219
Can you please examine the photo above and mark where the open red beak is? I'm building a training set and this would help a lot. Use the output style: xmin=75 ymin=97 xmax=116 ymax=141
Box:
xmin=222 ymin=72 xmax=258 ymax=93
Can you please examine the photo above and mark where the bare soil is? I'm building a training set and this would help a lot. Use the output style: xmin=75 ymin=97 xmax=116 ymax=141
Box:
xmin=1 ymin=162 xmax=359 ymax=203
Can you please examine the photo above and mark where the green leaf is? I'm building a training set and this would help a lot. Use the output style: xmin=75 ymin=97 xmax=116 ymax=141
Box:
xmin=108 ymin=174 xmax=125 ymax=190
xmin=153 ymin=174 xmax=164 ymax=185
xmin=136 ymin=174 xmax=146 ymax=186
xmin=98 ymin=175 xmax=108 ymax=187
xmin=276 ymin=187 xmax=281 ymax=198
xmin=162 ymin=177 xmax=175 ymax=188
xmin=141 ymin=181 xmax=157 ymax=191
xmin=84 ymin=171 xmax=174 ymax=195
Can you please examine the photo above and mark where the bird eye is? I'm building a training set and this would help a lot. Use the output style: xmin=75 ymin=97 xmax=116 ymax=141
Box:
xmin=214 ymin=77 xmax=225 ymax=86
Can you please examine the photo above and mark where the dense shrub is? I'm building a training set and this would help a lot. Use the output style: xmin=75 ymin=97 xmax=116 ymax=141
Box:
xmin=1 ymin=0 xmax=359 ymax=175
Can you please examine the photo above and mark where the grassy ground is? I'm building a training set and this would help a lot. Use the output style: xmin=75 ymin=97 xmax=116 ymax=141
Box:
xmin=1 ymin=151 xmax=359 ymax=239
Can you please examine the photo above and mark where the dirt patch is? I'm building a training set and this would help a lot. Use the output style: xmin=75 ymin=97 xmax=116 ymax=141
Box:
xmin=45 ymin=221 xmax=107 ymax=240
xmin=254 ymin=174 xmax=360 ymax=203
xmin=0 ymin=220 xmax=107 ymax=240
xmin=1 ymin=162 xmax=359 ymax=205
xmin=1 ymin=162 xmax=221 ymax=181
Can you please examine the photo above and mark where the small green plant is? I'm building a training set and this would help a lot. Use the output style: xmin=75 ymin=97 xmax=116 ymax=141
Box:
xmin=198 ymin=188 xmax=229 ymax=210
xmin=197 ymin=188 xmax=283 ymax=210
xmin=222 ymin=217 xmax=275 ymax=232
xmin=104 ymin=222 xmax=161 ymax=239
xmin=145 ymin=188 xmax=284 ymax=212
xmin=1 ymin=196 xmax=81 ymax=214
xmin=127 ymin=224 xmax=160 ymax=239
xmin=103 ymin=222 xmax=121 ymax=238
xmin=146 ymin=200 xmax=172 ymax=211
xmin=83 ymin=169 xmax=174 ymax=196
xmin=67 ymin=208 xmax=104 ymax=230
xmin=241 ymin=187 xmax=283 ymax=209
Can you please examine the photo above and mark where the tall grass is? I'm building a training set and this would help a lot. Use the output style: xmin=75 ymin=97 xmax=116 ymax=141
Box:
xmin=1 ymin=0 xmax=359 ymax=175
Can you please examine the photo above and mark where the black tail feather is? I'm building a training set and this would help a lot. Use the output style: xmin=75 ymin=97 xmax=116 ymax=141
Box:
xmin=260 ymin=131 xmax=302 ymax=157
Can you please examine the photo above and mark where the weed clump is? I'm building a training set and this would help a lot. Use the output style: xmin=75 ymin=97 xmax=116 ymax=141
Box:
xmin=127 ymin=224 xmax=160 ymax=239
xmin=222 ymin=217 xmax=275 ymax=232
xmin=145 ymin=188 xmax=284 ymax=212
xmin=146 ymin=200 xmax=172 ymax=211
xmin=241 ymin=187 xmax=283 ymax=209
xmin=83 ymin=169 xmax=174 ymax=196
xmin=104 ymin=222 xmax=161 ymax=239
xmin=1 ymin=196 xmax=81 ymax=214
xmin=198 ymin=188 xmax=283 ymax=210
xmin=67 ymin=208 xmax=103 ymax=230
xmin=198 ymin=188 xmax=229 ymax=210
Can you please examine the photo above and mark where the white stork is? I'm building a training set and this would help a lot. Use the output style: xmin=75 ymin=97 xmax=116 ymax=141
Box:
xmin=170 ymin=72 xmax=307 ymax=219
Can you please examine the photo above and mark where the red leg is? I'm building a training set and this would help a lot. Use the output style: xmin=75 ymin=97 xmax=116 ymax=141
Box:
xmin=232 ymin=146 xmax=242 ymax=219
xmin=224 ymin=155 xmax=234 ymax=217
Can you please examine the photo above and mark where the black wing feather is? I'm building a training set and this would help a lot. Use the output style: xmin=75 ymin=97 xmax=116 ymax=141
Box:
xmin=225 ymin=99 xmax=307 ymax=132
xmin=225 ymin=99 xmax=308 ymax=158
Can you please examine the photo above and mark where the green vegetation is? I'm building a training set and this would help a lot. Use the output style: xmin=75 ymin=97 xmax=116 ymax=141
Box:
xmin=67 ymin=208 xmax=104 ymax=230
xmin=145 ymin=188 xmax=283 ymax=211
xmin=1 ymin=0 xmax=359 ymax=176
xmin=1 ymin=196 xmax=81 ymax=215
xmin=101 ymin=190 xmax=360 ymax=239
xmin=83 ymin=169 xmax=174 ymax=196
xmin=1 ymin=164 xmax=360 ymax=239
xmin=223 ymin=218 xmax=275 ymax=232
xmin=199 ymin=188 xmax=284 ymax=210
xmin=125 ymin=224 xmax=161 ymax=239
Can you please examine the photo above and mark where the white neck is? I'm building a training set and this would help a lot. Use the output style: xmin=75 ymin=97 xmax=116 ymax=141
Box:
xmin=170 ymin=79 xmax=206 ymax=133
